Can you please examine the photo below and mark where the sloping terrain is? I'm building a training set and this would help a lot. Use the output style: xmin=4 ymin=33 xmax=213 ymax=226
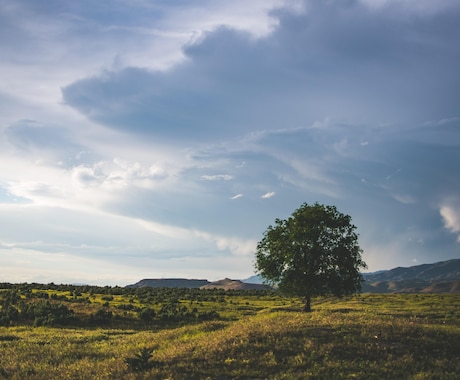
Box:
xmin=200 ymin=278 xmax=271 ymax=291
xmin=2 ymin=293 xmax=459 ymax=379
xmin=241 ymin=274 xmax=265 ymax=284
xmin=363 ymin=259 xmax=460 ymax=282
xmin=421 ymin=280 xmax=460 ymax=293
xmin=362 ymin=279 xmax=460 ymax=294
xmin=362 ymin=259 xmax=460 ymax=293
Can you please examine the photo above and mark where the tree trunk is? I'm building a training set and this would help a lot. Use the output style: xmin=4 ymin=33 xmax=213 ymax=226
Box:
xmin=303 ymin=295 xmax=311 ymax=312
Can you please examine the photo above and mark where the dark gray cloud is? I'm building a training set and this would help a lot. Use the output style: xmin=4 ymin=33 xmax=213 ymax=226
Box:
xmin=62 ymin=0 xmax=460 ymax=141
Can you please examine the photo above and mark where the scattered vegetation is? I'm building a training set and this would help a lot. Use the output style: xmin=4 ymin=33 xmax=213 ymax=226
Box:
xmin=0 ymin=283 xmax=459 ymax=379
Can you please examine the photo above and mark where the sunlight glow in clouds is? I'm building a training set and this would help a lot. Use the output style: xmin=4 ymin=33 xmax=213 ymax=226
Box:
xmin=440 ymin=205 xmax=460 ymax=242
xmin=0 ymin=0 xmax=459 ymax=285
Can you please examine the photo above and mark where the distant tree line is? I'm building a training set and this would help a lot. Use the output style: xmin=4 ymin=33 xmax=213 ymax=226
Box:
xmin=0 ymin=289 xmax=74 ymax=326
xmin=0 ymin=283 xmax=274 ymax=327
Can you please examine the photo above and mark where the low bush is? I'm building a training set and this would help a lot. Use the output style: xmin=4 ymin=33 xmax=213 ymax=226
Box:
xmin=125 ymin=347 xmax=156 ymax=372
xmin=20 ymin=301 xmax=74 ymax=326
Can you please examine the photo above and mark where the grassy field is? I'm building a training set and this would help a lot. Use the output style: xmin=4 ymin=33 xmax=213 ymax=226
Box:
xmin=0 ymin=287 xmax=459 ymax=379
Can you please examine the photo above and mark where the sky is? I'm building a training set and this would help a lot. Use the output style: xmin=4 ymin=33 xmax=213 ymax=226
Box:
xmin=1 ymin=0 xmax=459 ymax=286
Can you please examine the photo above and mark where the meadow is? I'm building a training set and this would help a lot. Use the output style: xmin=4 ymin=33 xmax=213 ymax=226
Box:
xmin=0 ymin=284 xmax=459 ymax=379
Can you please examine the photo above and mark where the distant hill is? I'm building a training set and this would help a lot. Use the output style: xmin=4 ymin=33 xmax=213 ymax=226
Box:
xmin=362 ymin=259 xmax=460 ymax=294
xmin=126 ymin=259 xmax=460 ymax=293
xmin=363 ymin=259 xmax=460 ymax=282
xmin=422 ymin=280 xmax=460 ymax=293
xmin=243 ymin=260 xmax=460 ymax=293
xmin=127 ymin=278 xmax=210 ymax=288
xmin=126 ymin=277 xmax=271 ymax=290
xmin=241 ymin=275 xmax=266 ymax=284
xmin=200 ymin=278 xmax=271 ymax=291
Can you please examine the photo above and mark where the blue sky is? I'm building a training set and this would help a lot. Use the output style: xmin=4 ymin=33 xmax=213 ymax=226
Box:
xmin=1 ymin=0 xmax=459 ymax=285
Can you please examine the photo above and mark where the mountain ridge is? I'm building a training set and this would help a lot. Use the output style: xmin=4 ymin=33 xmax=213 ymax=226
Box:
xmin=363 ymin=259 xmax=460 ymax=282
xmin=362 ymin=259 xmax=460 ymax=293
xmin=127 ymin=259 xmax=460 ymax=293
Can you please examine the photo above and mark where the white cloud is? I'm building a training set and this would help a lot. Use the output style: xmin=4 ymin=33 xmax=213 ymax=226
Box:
xmin=194 ymin=230 xmax=257 ymax=256
xmin=440 ymin=205 xmax=460 ymax=242
xmin=231 ymin=193 xmax=243 ymax=200
xmin=261 ymin=192 xmax=275 ymax=199
xmin=236 ymin=161 xmax=246 ymax=168
xmin=200 ymin=174 xmax=233 ymax=181
xmin=80 ymin=158 xmax=167 ymax=190
xmin=392 ymin=193 xmax=417 ymax=204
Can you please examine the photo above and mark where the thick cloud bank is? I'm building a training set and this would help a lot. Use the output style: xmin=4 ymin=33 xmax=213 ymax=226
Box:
xmin=0 ymin=0 xmax=459 ymax=284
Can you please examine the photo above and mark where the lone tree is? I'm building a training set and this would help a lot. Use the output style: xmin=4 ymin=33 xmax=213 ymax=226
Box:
xmin=255 ymin=202 xmax=367 ymax=312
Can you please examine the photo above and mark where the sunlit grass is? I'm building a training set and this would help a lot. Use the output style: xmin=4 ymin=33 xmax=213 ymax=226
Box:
xmin=0 ymin=292 xmax=459 ymax=379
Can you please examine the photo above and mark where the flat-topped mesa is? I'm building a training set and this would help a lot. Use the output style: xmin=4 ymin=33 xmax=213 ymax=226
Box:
xmin=127 ymin=278 xmax=210 ymax=288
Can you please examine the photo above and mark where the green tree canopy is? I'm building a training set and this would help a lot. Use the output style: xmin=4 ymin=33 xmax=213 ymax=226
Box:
xmin=255 ymin=202 xmax=367 ymax=311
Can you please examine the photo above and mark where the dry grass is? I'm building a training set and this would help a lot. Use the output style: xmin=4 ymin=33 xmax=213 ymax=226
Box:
xmin=0 ymin=292 xmax=459 ymax=379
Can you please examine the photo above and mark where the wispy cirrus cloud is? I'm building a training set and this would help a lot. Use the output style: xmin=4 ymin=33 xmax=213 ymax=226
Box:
xmin=200 ymin=174 xmax=233 ymax=181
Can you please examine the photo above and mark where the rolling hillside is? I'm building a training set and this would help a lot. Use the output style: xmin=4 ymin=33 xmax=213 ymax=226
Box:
xmin=200 ymin=278 xmax=271 ymax=290
xmin=362 ymin=259 xmax=460 ymax=293
xmin=363 ymin=259 xmax=460 ymax=282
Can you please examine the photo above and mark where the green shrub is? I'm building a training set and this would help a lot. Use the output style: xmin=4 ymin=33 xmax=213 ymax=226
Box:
xmin=125 ymin=347 xmax=155 ymax=372
xmin=0 ymin=306 xmax=19 ymax=326
xmin=20 ymin=301 xmax=74 ymax=326
xmin=138 ymin=307 xmax=156 ymax=321
xmin=90 ymin=308 xmax=112 ymax=324
xmin=197 ymin=310 xmax=221 ymax=321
